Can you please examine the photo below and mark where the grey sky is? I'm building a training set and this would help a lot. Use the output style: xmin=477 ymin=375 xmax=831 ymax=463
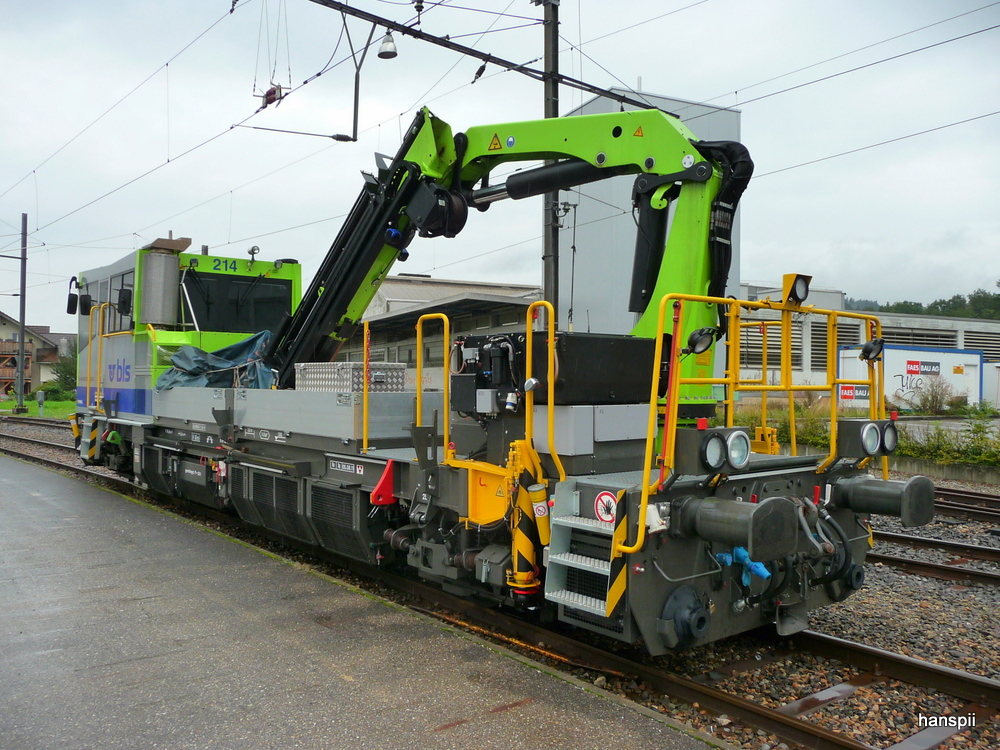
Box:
xmin=2 ymin=0 xmax=998 ymax=331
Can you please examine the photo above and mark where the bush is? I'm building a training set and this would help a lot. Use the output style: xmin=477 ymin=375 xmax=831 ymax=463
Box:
xmin=32 ymin=380 xmax=75 ymax=402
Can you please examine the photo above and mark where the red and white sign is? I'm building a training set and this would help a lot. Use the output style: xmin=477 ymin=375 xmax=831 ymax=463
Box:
xmin=594 ymin=491 xmax=617 ymax=524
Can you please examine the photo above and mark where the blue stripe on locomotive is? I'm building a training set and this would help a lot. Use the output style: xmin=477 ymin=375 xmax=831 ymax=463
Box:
xmin=76 ymin=385 xmax=151 ymax=415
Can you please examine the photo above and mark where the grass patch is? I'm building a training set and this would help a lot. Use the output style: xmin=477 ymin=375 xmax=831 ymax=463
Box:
xmin=0 ymin=399 xmax=77 ymax=420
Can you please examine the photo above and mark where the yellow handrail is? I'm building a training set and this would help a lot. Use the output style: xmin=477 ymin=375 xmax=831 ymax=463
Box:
xmin=615 ymin=291 xmax=887 ymax=557
xmin=94 ymin=302 xmax=112 ymax=410
xmin=525 ymin=300 xmax=566 ymax=483
xmin=415 ymin=313 xmax=451 ymax=459
xmin=85 ymin=304 xmax=99 ymax=407
xmin=617 ymin=293 xmax=676 ymax=556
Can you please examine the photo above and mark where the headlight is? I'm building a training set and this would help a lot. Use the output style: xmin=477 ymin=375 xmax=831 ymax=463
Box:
xmin=726 ymin=431 xmax=752 ymax=470
xmin=882 ymin=422 xmax=898 ymax=454
xmin=837 ymin=419 xmax=897 ymax=459
xmin=860 ymin=422 xmax=881 ymax=456
xmin=674 ymin=427 xmax=753 ymax=475
xmin=700 ymin=433 xmax=727 ymax=471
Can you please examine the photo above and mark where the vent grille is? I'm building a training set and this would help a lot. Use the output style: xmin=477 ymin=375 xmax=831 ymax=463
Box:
xmin=562 ymin=606 xmax=625 ymax=634
xmin=739 ymin=319 xmax=803 ymax=370
xmin=274 ymin=476 xmax=315 ymax=544
xmin=963 ymin=330 xmax=1000 ymax=359
xmin=229 ymin=465 xmax=261 ymax=525
xmin=141 ymin=447 xmax=171 ymax=494
xmin=566 ymin=567 xmax=607 ymax=602
xmin=252 ymin=472 xmax=280 ymax=530
xmin=230 ymin=466 xmax=246 ymax=501
xmin=811 ymin=321 xmax=861 ymax=370
xmin=883 ymin=327 xmax=958 ymax=349
xmin=309 ymin=484 xmax=368 ymax=561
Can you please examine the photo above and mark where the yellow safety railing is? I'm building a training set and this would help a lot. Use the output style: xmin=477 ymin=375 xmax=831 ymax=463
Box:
xmin=525 ymin=300 xmax=566 ymax=483
xmin=84 ymin=304 xmax=99 ymax=408
xmin=616 ymin=292 xmax=886 ymax=557
xmin=84 ymin=302 xmax=113 ymax=411
xmin=415 ymin=313 xmax=452 ymax=460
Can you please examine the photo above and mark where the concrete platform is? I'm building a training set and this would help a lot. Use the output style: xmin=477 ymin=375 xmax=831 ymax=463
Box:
xmin=0 ymin=455 xmax=731 ymax=750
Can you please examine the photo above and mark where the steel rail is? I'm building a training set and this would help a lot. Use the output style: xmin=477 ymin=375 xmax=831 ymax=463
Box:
xmin=381 ymin=577 xmax=877 ymax=750
xmin=873 ymin=530 xmax=1000 ymax=563
xmin=0 ymin=432 xmax=75 ymax=450
xmin=788 ymin=631 xmax=1000 ymax=708
xmin=0 ymin=416 xmax=72 ymax=429
xmin=0 ymin=442 xmax=133 ymax=493
xmin=867 ymin=551 xmax=1000 ymax=587
xmin=935 ymin=486 xmax=1000 ymax=507
xmin=933 ymin=500 xmax=1000 ymax=524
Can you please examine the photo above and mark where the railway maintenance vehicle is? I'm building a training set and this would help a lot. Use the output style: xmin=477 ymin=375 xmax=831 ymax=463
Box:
xmin=69 ymin=106 xmax=933 ymax=654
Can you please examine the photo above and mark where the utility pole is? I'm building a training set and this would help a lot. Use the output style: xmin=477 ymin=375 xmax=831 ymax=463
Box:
xmin=538 ymin=0 xmax=559 ymax=324
xmin=15 ymin=213 xmax=27 ymax=414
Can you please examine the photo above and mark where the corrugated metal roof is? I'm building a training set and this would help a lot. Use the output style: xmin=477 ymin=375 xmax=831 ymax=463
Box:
xmin=368 ymin=276 xmax=541 ymax=317
xmin=377 ymin=276 xmax=539 ymax=302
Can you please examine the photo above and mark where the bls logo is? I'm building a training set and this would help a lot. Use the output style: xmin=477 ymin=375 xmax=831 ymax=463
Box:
xmin=107 ymin=359 xmax=131 ymax=382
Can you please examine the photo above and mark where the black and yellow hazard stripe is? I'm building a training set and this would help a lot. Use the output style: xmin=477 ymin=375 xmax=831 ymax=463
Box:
xmin=509 ymin=470 xmax=542 ymax=593
xmin=605 ymin=489 xmax=629 ymax=617
xmin=87 ymin=424 xmax=98 ymax=460
xmin=70 ymin=414 xmax=81 ymax=451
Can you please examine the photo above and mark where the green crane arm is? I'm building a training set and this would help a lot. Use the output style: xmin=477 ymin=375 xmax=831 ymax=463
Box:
xmin=264 ymin=106 xmax=751 ymax=389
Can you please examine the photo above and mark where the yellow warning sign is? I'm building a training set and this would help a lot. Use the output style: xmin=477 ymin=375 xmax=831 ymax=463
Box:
xmin=488 ymin=133 xmax=503 ymax=151
xmin=634 ymin=126 xmax=644 ymax=137
xmin=495 ymin=484 xmax=505 ymax=497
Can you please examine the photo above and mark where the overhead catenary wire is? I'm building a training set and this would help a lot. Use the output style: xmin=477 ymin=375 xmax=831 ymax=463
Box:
xmin=18 ymin=1 xmax=676 ymax=252
xmin=0 ymin=3 xmax=248 ymax=205
xmin=755 ymin=109 xmax=1000 ymax=179
xmin=8 ymin=1 xmax=704 ymax=255
xmin=682 ymin=21 xmax=1000 ymax=124
xmin=670 ymin=0 xmax=1000 ymax=115
xmin=83 ymin=0 xmax=962 ymax=255
xmin=10 ymin=1 xmax=998 ymax=276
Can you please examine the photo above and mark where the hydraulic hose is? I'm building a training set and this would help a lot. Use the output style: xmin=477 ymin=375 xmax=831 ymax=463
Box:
xmin=809 ymin=512 xmax=854 ymax=586
xmin=746 ymin=560 xmax=780 ymax=606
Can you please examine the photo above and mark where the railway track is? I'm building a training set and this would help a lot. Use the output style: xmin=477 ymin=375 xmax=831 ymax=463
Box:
xmin=2 ymin=432 xmax=998 ymax=748
xmin=8 ymin=428 xmax=997 ymax=584
xmin=0 ymin=415 xmax=72 ymax=430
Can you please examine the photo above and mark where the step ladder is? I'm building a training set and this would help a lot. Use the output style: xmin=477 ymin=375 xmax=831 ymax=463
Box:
xmin=544 ymin=479 xmax=627 ymax=619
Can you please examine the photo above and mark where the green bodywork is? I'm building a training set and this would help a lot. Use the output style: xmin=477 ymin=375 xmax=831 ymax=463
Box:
xmin=134 ymin=249 xmax=302 ymax=383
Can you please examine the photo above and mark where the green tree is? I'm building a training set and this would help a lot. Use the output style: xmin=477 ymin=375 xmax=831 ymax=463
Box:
xmin=53 ymin=340 xmax=78 ymax=392
xmin=926 ymin=294 xmax=969 ymax=317
xmin=881 ymin=300 xmax=924 ymax=314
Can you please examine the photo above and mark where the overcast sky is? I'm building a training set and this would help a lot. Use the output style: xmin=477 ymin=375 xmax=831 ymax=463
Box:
xmin=2 ymin=0 xmax=999 ymax=332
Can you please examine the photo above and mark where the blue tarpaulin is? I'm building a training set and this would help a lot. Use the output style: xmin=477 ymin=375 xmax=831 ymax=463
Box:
xmin=155 ymin=331 xmax=274 ymax=391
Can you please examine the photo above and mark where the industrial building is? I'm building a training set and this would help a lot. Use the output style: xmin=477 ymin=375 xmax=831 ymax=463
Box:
xmin=339 ymin=275 xmax=1000 ymax=408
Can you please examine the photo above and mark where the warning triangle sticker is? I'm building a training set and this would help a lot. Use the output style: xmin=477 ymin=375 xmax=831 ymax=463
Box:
xmin=488 ymin=133 xmax=503 ymax=151
xmin=495 ymin=484 xmax=505 ymax=497
xmin=633 ymin=126 xmax=644 ymax=137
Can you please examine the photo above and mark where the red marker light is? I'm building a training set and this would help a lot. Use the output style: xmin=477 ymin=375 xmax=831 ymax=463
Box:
xmin=750 ymin=494 xmax=758 ymax=504
xmin=890 ymin=411 xmax=898 ymax=421
xmin=696 ymin=418 xmax=708 ymax=430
